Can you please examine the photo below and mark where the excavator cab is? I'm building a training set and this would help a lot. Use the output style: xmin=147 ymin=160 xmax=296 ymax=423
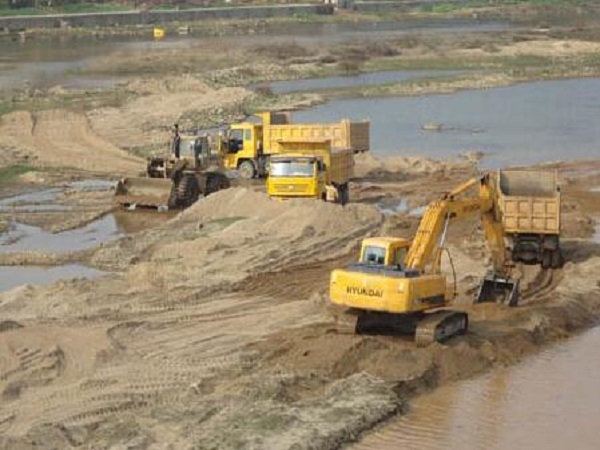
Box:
xmin=360 ymin=238 xmax=410 ymax=268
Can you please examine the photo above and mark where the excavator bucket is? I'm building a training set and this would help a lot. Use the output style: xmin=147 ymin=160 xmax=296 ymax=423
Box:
xmin=475 ymin=271 xmax=520 ymax=307
xmin=114 ymin=177 xmax=174 ymax=209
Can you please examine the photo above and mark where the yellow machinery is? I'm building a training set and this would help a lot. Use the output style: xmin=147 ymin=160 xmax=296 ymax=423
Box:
xmin=114 ymin=134 xmax=229 ymax=210
xmin=220 ymin=112 xmax=369 ymax=179
xmin=266 ymin=140 xmax=353 ymax=204
xmin=330 ymin=173 xmax=519 ymax=346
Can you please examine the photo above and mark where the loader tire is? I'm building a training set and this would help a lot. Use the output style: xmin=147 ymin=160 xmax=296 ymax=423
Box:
xmin=238 ymin=160 xmax=256 ymax=179
xmin=206 ymin=174 xmax=230 ymax=195
xmin=177 ymin=175 xmax=200 ymax=208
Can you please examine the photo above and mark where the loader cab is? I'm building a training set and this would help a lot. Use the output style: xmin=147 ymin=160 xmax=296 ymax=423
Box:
xmin=178 ymin=135 xmax=212 ymax=168
xmin=360 ymin=237 xmax=410 ymax=269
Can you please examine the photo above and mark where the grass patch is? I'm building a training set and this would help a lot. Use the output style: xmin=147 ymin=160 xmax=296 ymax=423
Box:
xmin=0 ymin=164 xmax=34 ymax=184
xmin=0 ymin=3 xmax=130 ymax=17
xmin=208 ymin=216 xmax=247 ymax=228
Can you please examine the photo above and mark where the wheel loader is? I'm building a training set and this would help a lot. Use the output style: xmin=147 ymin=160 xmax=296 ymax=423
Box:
xmin=330 ymin=173 xmax=522 ymax=347
xmin=114 ymin=134 xmax=230 ymax=210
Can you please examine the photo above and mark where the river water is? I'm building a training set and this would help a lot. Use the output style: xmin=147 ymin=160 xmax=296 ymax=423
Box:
xmin=0 ymin=17 xmax=509 ymax=91
xmin=294 ymin=78 xmax=600 ymax=168
xmin=351 ymin=326 xmax=600 ymax=450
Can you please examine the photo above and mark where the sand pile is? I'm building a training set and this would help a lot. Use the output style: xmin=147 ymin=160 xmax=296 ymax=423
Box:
xmin=0 ymin=110 xmax=142 ymax=174
xmin=354 ymin=153 xmax=467 ymax=178
xmin=88 ymin=75 xmax=251 ymax=151
xmin=124 ymin=188 xmax=383 ymax=294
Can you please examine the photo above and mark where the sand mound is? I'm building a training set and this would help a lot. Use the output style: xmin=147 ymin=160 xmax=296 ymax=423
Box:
xmin=354 ymin=153 xmax=466 ymax=178
xmin=123 ymin=188 xmax=383 ymax=293
xmin=88 ymin=75 xmax=251 ymax=151
xmin=0 ymin=110 xmax=143 ymax=174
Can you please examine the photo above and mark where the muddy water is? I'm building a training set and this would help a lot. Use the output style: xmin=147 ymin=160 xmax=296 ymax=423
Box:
xmin=352 ymin=326 xmax=600 ymax=450
xmin=0 ymin=264 xmax=105 ymax=292
xmin=295 ymin=78 xmax=600 ymax=168
xmin=0 ymin=18 xmax=508 ymax=91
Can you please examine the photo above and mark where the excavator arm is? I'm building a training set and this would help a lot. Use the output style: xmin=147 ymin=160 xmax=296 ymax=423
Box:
xmin=404 ymin=174 xmax=518 ymax=305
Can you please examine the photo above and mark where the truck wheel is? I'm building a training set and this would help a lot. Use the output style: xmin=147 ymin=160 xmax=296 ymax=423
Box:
xmin=551 ymin=250 xmax=563 ymax=269
xmin=541 ymin=251 xmax=551 ymax=270
xmin=177 ymin=175 xmax=200 ymax=208
xmin=341 ymin=184 xmax=350 ymax=205
xmin=238 ymin=160 xmax=256 ymax=179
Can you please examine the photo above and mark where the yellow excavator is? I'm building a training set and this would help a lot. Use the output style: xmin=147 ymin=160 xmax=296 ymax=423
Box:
xmin=330 ymin=173 xmax=519 ymax=346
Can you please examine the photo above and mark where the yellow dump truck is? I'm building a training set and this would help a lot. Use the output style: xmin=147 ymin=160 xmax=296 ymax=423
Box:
xmin=497 ymin=169 xmax=562 ymax=268
xmin=266 ymin=140 xmax=354 ymax=204
xmin=221 ymin=112 xmax=369 ymax=179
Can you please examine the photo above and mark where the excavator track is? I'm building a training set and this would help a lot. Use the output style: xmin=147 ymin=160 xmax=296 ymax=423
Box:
xmin=414 ymin=310 xmax=468 ymax=347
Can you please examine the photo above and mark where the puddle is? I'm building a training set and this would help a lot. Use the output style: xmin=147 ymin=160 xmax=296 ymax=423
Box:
xmin=378 ymin=198 xmax=426 ymax=216
xmin=294 ymin=78 xmax=600 ymax=168
xmin=0 ymin=214 xmax=121 ymax=253
xmin=351 ymin=326 xmax=600 ymax=450
xmin=266 ymin=70 xmax=464 ymax=94
xmin=0 ymin=179 xmax=114 ymax=213
xmin=0 ymin=264 xmax=106 ymax=293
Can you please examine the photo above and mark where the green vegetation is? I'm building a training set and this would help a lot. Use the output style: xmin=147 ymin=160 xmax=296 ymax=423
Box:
xmin=0 ymin=164 xmax=34 ymax=184
xmin=0 ymin=2 xmax=130 ymax=16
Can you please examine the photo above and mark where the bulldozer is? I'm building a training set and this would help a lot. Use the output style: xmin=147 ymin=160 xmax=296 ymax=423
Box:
xmin=114 ymin=133 xmax=230 ymax=210
xmin=330 ymin=173 xmax=521 ymax=346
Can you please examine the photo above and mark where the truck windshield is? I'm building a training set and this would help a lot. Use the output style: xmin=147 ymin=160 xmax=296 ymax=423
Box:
xmin=270 ymin=160 xmax=314 ymax=177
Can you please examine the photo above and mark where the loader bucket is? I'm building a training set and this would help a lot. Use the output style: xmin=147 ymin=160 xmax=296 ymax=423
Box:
xmin=114 ymin=177 xmax=174 ymax=209
xmin=475 ymin=271 xmax=520 ymax=307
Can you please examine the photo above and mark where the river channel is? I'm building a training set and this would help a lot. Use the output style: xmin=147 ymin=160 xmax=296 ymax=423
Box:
xmin=0 ymin=17 xmax=509 ymax=91
xmin=351 ymin=325 xmax=600 ymax=450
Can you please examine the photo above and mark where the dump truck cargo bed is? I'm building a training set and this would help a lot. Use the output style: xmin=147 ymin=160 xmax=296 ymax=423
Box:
xmin=497 ymin=169 xmax=560 ymax=234
xmin=497 ymin=169 xmax=562 ymax=268
xmin=264 ymin=119 xmax=369 ymax=154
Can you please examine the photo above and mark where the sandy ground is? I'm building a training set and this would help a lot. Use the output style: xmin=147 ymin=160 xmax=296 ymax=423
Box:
xmin=0 ymin=156 xmax=599 ymax=449
xmin=0 ymin=110 xmax=143 ymax=175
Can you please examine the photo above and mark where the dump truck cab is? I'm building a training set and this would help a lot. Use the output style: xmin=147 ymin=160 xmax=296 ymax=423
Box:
xmin=267 ymin=153 xmax=325 ymax=199
xmin=266 ymin=140 xmax=353 ymax=204
xmin=221 ymin=122 xmax=264 ymax=178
